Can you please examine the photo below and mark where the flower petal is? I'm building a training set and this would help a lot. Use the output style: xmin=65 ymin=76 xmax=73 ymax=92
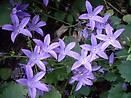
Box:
xmin=113 ymin=29 xmax=124 ymax=39
xmin=11 ymin=14 xmax=19 ymax=26
xmin=33 ymin=39 xmax=44 ymax=47
xmin=11 ymin=32 xmax=18 ymax=43
xmin=91 ymin=34 xmax=97 ymax=46
xmin=2 ymin=24 xmax=14 ymax=31
xmin=80 ymin=44 xmax=91 ymax=51
xmin=95 ymin=34 xmax=108 ymax=41
xmin=79 ymin=14 xmax=89 ymax=20
xmin=20 ymin=29 xmax=32 ymax=37
xmin=97 ymin=51 xmax=108 ymax=59
xmin=111 ymin=40 xmax=122 ymax=49
xmin=21 ymin=49 xmax=32 ymax=58
xmin=33 ymin=71 xmax=45 ymax=82
xmin=75 ymin=81 xmax=83 ymax=91
xmin=58 ymin=53 xmax=65 ymax=62
xmin=19 ymin=17 xmax=30 ymax=29
xmin=26 ymin=65 xmax=33 ymax=79
xmin=89 ymin=20 xmax=95 ymax=30
xmin=35 ymin=27 xmax=44 ymax=36
xmin=36 ymin=82 xmax=49 ymax=91
xmin=71 ymin=61 xmax=81 ymax=70
xmin=36 ymin=61 xmax=46 ymax=71
xmin=93 ymin=5 xmax=103 ymax=15
xmin=44 ymin=34 xmax=50 ymax=46
xmin=16 ymin=79 xmax=28 ymax=86
xmin=32 ymin=15 xmax=39 ymax=24
xmin=65 ymin=42 xmax=76 ymax=52
xmin=105 ymin=24 xmax=113 ymax=36
xmin=29 ymin=88 xmax=36 ymax=98
xmin=37 ymin=21 xmax=46 ymax=27
xmin=86 ymin=0 xmax=92 ymax=13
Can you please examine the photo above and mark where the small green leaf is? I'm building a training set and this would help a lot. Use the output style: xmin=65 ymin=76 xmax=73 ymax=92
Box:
xmin=106 ymin=9 xmax=114 ymax=16
xmin=0 ymin=68 xmax=11 ymax=80
xmin=104 ymin=72 xmax=117 ymax=82
xmin=54 ymin=12 xmax=67 ymax=21
xmin=66 ymin=14 xmax=74 ymax=24
xmin=123 ymin=14 xmax=131 ymax=24
xmin=118 ymin=61 xmax=131 ymax=83
xmin=42 ymin=86 xmax=61 ymax=98
xmin=1 ymin=82 xmax=27 ymax=98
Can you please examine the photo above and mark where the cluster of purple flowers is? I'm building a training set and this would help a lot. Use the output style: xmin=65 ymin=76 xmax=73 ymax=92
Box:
xmin=1 ymin=0 xmax=124 ymax=97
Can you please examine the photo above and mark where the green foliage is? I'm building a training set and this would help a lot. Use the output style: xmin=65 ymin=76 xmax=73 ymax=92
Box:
xmin=41 ymin=86 xmax=61 ymax=98
xmin=0 ymin=68 xmax=11 ymax=80
xmin=0 ymin=82 xmax=27 ymax=98
xmin=108 ymin=83 xmax=128 ymax=98
xmin=123 ymin=14 xmax=131 ymax=24
xmin=54 ymin=12 xmax=67 ymax=21
xmin=118 ymin=61 xmax=131 ymax=83
xmin=104 ymin=71 xmax=117 ymax=82
xmin=0 ymin=0 xmax=11 ymax=27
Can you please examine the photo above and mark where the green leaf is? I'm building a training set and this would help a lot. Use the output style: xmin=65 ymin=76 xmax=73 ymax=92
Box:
xmin=66 ymin=14 xmax=74 ymax=24
xmin=0 ymin=1 xmax=11 ymax=27
xmin=123 ymin=14 xmax=131 ymax=24
xmin=118 ymin=61 xmax=131 ymax=83
xmin=1 ymin=82 xmax=27 ymax=98
xmin=54 ymin=12 xmax=67 ymax=21
xmin=42 ymin=86 xmax=61 ymax=98
xmin=0 ymin=68 xmax=11 ymax=80
xmin=104 ymin=72 xmax=117 ymax=82
xmin=108 ymin=83 xmax=128 ymax=98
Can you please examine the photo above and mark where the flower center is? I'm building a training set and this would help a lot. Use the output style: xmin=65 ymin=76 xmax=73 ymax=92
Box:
xmin=81 ymin=58 xmax=87 ymax=64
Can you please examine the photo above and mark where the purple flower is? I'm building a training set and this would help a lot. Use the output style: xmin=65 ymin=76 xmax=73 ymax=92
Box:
xmin=43 ymin=0 xmax=49 ymax=6
xmin=11 ymin=1 xmax=30 ymax=18
xmin=71 ymin=49 xmax=97 ymax=71
xmin=33 ymin=34 xmax=59 ymax=59
xmin=79 ymin=1 xmax=104 ymax=30
xmin=122 ymin=83 xmax=127 ymax=90
xmin=109 ymin=52 xmax=114 ymax=65
xmin=2 ymin=15 xmax=32 ymax=43
xmin=80 ymin=34 xmax=108 ymax=60
xmin=22 ymin=45 xmax=50 ymax=71
xmin=28 ymin=15 xmax=46 ymax=36
xmin=56 ymin=39 xmax=76 ymax=62
xmin=16 ymin=66 xmax=49 ymax=98
xmin=70 ymin=67 xmax=95 ymax=91
xmin=95 ymin=14 xmax=110 ymax=34
xmin=96 ymin=24 xmax=124 ymax=49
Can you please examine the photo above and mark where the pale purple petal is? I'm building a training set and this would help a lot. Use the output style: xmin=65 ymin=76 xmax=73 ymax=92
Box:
xmin=33 ymin=39 xmax=44 ymax=47
xmin=2 ymin=24 xmax=14 ymax=31
xmin=103 ymin=14 xmax=110 ymax=22
xmin=101 ymin=42 xmax=110 ymax=51
xmin=21 ymin=49 xmax=32 ymax=58
xmin=90 ymin=20 xmax=95 ymax=30
xmin=32 ymin=15 xmax=39 ymax=24
xmin=83 ymin=78 xmax=93 ymax=85
xmin=16 ymin=79 xmax=28 ymax=86
xmin=10 ymin=0 xmax=15 ymax=6
xmin=35 ymin=27 xmax=44 ymax=36
xmin=58 ymin=54 xmax=65 ymax=62
xmin=20 ymin=29 xmax=32 ymax=37
xmin=34 ymin=45 xmax=40 ymax=53
xmin=49 ymin=50 xmax=57 ymax=59
xmin=11 ymin=14 xmax=19 ymax=26
xmin=11 ymin=32 xmax=18 ymax=43
xmin=93 ymin=16 xmax=103 ymax=23
xmin=91 ymin=34 xmax=97 ymax=46
xmin=48 ymin=42 xmax=59 ymax=50
xmin=105 ymin=24 xmax=113 ymax=36
xmin=43 ymin=0 xmax=49 ymax=6
xmin=44 ymin=34 xmax=50 ymax=46
xmin=37 ymin=21 xmax=46 ymax=27
xmin=95 ymin=34 xmax=108 ymax=41
xmin=26 ymin=65 xmax=33 ymax=79
xmin=19 ymin=17 xmax=30 ymax=29
xmin=59 ymin=39 xmax=65 ymax=49
xmin=75 ymin=81 xmax=83 ymax=91
xmin=113 ymin=29 xmax=124 ymax=39
xmin=17 ymin=12 xmax=30 ymax=18
xmin=97 ymin=51 xmax=108 ymax=59
xmin=36 ymin=82 xmax=49 ymax=91
xmin=65 ymin=42 xmax=76 ymax=52
xmin=68 ymin=51 xmax=80 ymax=60
xmin=71 ymin=61 xmax=81 ymax=70
xmin=81 ymin=49 xmax=88 ymax=57
xmin=86 ymin=0 xmax=92 ymax=13
xmin=84 ymin=63 xmax=92 ymax=71
xmin=83 ymin=28 xmax=88 ymax=38
xmin=79 ymin=14 xmax=88 ymax=19
xmin=80 ymin=44 xmax=91 ymax=51
xmin=111 ymin=40 xmax=122 ymax=49
xmin=96 ymin=29 xmax=102 ymax=34
xmin=33 ymin=71 xmax=45 ymax=82
xmin=29 ymin=88 xmax=36 ymax=98
xmin=92 ymin=66 xmax=101 ymax=71
xmin=36 ymin=61 xmax=46 ymax=71
xmin=93 ymin=5 xmax=103 ymax=15
xmin=17 ymin=4 xmax=29 ymax=10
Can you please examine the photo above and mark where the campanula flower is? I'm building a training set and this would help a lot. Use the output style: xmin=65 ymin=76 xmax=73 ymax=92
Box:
xmin=28 ymin=15 xmax=46 ymax=36
xmin=2 ymin=15 xmax=32 ymax=43
xmin=56 ymin=39 xmax=76 ymax=62
xmin=33 ymin=34 xmax=59 ymax=59
xmin=96 ymin=24 xmax=124 ymax=49
xmin=80 ymin=34 xmax=108 ymax=60
xmin=22 ymin=45 xmax=50 ymax=71
xmin=79 ymin=0 xmax=104 ymax=30
xmin=16 ymin=66 xmax=49 ymax=98
xmin=70 ymin=67 xmax=95 ymax=91
xmin=43 ymin=0 xmax=49 ymax=6
xmin=109 ymin=52 xmax=114 ymax=65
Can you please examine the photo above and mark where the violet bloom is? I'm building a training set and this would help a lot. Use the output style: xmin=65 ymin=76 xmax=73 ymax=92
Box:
xmin=33 ymin=34 xmax=59 ymax=59
xmin=109 ymin=52 xmax=114 ymax=65
xmin=22 ymin=45 xmax=50 ymax=71
xmin=28 ymin=15 xmax=46 ymax=36
xmin=10 ymin=0 xmax=30 ymax=18
xmin=2 ymin=15 xmax=32 ymax=43
xmin=96 ymin=24 xmax=124 ymax=49
xmin=16 ymin=66 xmax=49 ymax=98
xmin=56 ymin=39 xmax=76 ymax=62
xmin=80 ymin=34 xmax=108 ymax=60
xmin=79 ymin=0 xmax=104 ymax=30
xmin=43 ymin=0 xmax=49 ymax=6
xmin=70 ymin=67 xmax=95 ymax=91
xmin=71 ymin=49 xmax=97 ymax=71
xmin=95 ymin=14 xmax=110 ymax=34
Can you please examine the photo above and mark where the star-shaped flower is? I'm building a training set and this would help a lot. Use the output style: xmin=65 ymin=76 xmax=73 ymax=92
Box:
xmin=33 ymin=34 xmax=59 ymax=59
xmin=80 ymin=34 xmax=108 ymax=60
xmin=28 ymin=15 xmax=46 ymax=36
xmin=96 ymin=24 xmax=124 ymax=49
xmin=70 ymin=67 xmax=95 ymax=91
xmin=56 ymin=39 xmax=76 ymax=62
xmin=71 ymin=49 xmax=97 ymax=71
xmin=16 ymin=66 xmax=49 ymax=98
xmin=22 ymin=45 xmax=50 ymax=71
xmin=2 ymin=15 xmax=32 ymax=43
xmin=79 ymin=0 xmax=104 ymax=30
